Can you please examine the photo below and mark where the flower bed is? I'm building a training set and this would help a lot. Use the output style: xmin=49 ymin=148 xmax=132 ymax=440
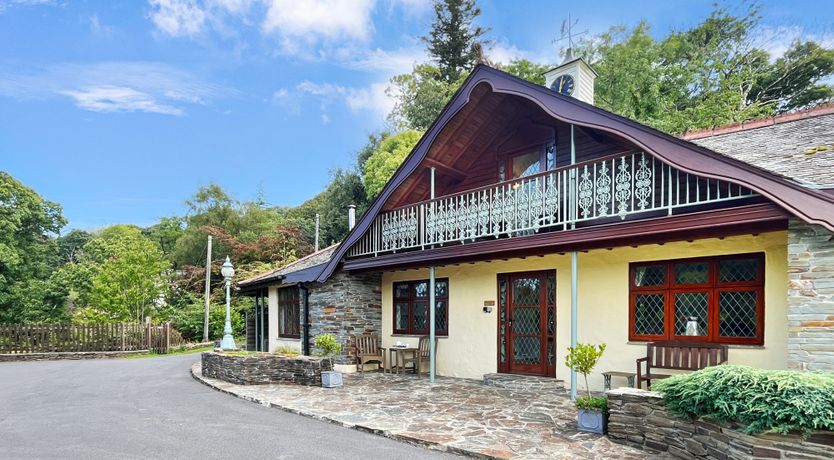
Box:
xmin=201 ymin=350 xmax=331 ymax=386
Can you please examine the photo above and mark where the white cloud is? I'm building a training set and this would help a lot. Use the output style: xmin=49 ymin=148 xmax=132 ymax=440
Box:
xmin=753 ymin=25 xmax=834 ymax=61
xmin=0 ymin=0 xmax=55 ymax=14
xmin=291 ymin=79 xmax=393 ymax=123
xmin=262 ymin=0 xmax=375 ymax=45
xmin=339 ymin=45 xmax=426 ymax=75
xmin=89 ymin=14 xmax=115 ymax=36
xmin=149 ymin=0 xmax=208 ymax=38
xmin=61 ymin=86 xmax=184 ymax=115
xmin=0 ymin=61 xmax=225 ymax=115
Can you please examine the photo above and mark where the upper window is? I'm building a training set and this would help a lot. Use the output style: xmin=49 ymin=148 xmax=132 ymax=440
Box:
xmin=393 ymin=279 xmax=449 ymax=335
xmin=510 ymin=151 xmax=541 ymax=179
xmin=629 ymin=253 xmax=764 ymax=345
xmin=278 ymin=286 xmax=300 ymax=339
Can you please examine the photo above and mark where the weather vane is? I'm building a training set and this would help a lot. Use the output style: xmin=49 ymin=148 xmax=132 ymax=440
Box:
xmin=552 ymin=14 xmax=587 ymax=61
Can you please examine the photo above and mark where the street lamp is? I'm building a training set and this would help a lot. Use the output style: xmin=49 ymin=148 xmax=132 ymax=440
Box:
xmin=220 ymin=256 xmax=237 ymax=350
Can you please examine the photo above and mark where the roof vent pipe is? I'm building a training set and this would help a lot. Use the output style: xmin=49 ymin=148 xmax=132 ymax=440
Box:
xmin=348 ymin=205 xmax=356 ymax=230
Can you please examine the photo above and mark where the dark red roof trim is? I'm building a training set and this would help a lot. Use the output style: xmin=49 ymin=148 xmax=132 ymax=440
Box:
xmin=317 ymin=65 xmax=834 ymax=282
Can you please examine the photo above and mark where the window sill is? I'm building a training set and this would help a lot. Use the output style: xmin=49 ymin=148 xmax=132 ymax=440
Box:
xmin=277 ymin=336 xmax=301 ymax=341
xmin=626 ymin=341 xmax=765 ymax=349
xmin=390 ymin=334 xmax=449 ymax=339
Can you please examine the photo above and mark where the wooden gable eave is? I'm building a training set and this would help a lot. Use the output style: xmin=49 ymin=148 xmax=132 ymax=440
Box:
xmin=317 ymin=65 xmax=834 ymax=283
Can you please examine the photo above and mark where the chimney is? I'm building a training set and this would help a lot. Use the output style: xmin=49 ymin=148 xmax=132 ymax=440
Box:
xmin=348 ymin=205 xmax=356 ymax=230
xmin=314 ymin=213 xmax=320 ymax=251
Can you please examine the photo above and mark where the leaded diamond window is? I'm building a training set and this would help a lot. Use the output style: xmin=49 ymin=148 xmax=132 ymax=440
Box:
xmin=719 ymin=258 xmax=759 ymax=283
xmin=634 ymin=293 xmax=665 ymax=336
xmin=674 ymin=292 xmax=708 ymax=337
xmin=513 ymin=337 xmax=541 ymax=364
xmin=393 ymin=278 xmax=449 ymax=335
xmin=630 ymin=253 xmax=764 ymax=345
xmin=633 ymin=265 xmax=665 ymax=287
xmin=719 ymin=290 xmax=758 ymax=338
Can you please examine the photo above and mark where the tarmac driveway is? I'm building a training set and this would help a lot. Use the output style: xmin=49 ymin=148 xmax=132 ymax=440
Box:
xmin=0 ymin=353 xmax=453 ymax=459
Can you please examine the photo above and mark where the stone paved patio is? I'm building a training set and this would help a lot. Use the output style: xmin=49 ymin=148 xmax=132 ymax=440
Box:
xmin=192 ymin=363 xmax=662 ymax=459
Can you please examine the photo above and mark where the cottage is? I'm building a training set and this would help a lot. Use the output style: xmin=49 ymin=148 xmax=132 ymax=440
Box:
xmin=241 ymin=59 xmax=834 ymax=391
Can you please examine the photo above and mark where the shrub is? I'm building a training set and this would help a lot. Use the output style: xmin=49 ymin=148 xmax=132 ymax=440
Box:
xmin=274 ymin=345 xmax=300 ymax=357
xmin=565 ymin=342 xmax=606 ymax=399
xmin=314 ymin=333 xmax=341 ymax=369
xmin=653 ymin=365 xmax=834 ymax=434
xmin=576 ymin=396 xmax=608 ymax=413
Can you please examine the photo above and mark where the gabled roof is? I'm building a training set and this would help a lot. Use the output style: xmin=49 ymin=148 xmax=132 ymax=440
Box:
xmin=237 ymin=243 xmax=338 ymax=289
xmin=683 ymin=105 xmax=834 ymax=187
xmin=316 ymin=65 xmax=834 ymax=282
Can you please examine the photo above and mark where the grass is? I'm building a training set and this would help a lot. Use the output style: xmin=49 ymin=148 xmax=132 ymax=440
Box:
xmin=122 ymin=344 xmax=215 ymax=359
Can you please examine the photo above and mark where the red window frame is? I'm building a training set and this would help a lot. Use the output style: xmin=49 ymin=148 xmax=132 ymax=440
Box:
xmin=628 ymin=253 xmax=765 ymax=345
xmin=393 ymin=278 xmax=449 ymax=336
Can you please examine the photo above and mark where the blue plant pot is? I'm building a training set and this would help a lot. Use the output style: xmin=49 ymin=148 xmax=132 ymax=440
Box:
xmin=321 ymin=370 xmax=343 ymax=388
xmin=577 ymin=408 xmax=607 ymax=434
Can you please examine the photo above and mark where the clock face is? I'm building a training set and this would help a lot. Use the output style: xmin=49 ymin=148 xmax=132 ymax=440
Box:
xmin=551 ymin=74 xmax=575 ymax=96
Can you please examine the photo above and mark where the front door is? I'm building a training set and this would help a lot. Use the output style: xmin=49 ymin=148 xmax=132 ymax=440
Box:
xmin=498 ymin=271 xmax=556 ymax=377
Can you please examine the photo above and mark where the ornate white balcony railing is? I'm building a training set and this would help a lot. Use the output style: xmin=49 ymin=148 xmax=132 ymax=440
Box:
xmin=346 ymin=151 xmax=757 ymax=258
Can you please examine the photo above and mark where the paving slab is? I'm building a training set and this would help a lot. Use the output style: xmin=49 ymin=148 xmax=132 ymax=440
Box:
xmin=192 ymin=363 xmax=664 ymax=459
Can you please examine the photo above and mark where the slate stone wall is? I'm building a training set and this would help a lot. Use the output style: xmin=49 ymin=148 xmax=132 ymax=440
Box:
xmin=306 ymin=271 xmax=382 ymax=364
xmin=607 ymin=387 xmax=834 ymax=459
xmin=787 ymin=219 xmax=834 ymax=371
xmin=201 ymin=351 xmax=330 ymax=386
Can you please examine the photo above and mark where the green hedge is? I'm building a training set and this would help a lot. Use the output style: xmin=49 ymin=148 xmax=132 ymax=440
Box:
xmin=653 ymin=365 xmax=834 ymax=434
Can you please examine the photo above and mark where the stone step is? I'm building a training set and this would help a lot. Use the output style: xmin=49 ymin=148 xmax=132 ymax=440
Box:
xmin=482 ymin=373 xmax=567 ymax=393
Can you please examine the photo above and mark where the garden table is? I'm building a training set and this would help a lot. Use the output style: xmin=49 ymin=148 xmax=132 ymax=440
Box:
xmin=380 ymin=346 xmax=418 ymax=374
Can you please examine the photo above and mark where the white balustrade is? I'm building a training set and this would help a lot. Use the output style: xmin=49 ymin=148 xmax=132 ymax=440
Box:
xmin=347 ymin=152 xmax=756 ymax=258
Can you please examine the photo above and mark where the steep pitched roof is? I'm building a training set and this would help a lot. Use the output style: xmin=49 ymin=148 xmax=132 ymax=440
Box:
xmin=316 ymin=65 xmax=834 ymax=282
xmin=237 ymin=243 xmax=338 ymax=289
xmin=682 ymin=106 xmax=834 ymax=187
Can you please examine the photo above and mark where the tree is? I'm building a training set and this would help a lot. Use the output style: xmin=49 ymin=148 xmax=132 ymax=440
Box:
xmin=173 ymin=184 xmax=240 ymax=267
xmin=362 ymin=130 xmax=423 ymax=198
xmin=289 ymin=168 xmax=370 ymax=246
xmin=143 ymin=217 xmax=184 ymax=262
xmin=77 ymin=225 xmax=171 ymax=323
xmin=0 ymin=172 xmax=66 ymax=323
xmin=565 ymin=342 xmax=606 ymax=399
xmin=422 ymin=0 xmax=489 ymax=83
xmin=56 ymin=229 xmax=93 ymax=266
xmin=574 ymin=3 xmax=834 ymax=134
xmin=500 ymin=59 xmax=550 ymax=86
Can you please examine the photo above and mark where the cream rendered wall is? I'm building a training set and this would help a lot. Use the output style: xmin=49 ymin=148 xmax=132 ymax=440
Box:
xmin=267 ymin=285 xmax=302 ymax=353
xmin=381 ymin=231 xmax=788 ymax=391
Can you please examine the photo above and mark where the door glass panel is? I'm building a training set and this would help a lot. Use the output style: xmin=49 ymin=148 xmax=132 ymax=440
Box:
xmin=674 ymin=292 xmax=708 ymax=336
xmin=513 ymin=337 xmax=541 ymax=364
xmin=513 ymin=307 xmax=540 ymax=335
xmin=511 ymin=151 xmax=541 ymax=179
xmin=512 ymin=277 xmax=540 ymax=306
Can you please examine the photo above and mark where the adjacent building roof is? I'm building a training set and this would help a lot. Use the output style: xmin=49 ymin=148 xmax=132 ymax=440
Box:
xmin=683 ymin=105 xmax=834 ymax=188
xmin=237 ymin=243 xmax=338 ymax=289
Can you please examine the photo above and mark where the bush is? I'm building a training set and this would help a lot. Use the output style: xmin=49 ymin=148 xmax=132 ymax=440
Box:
xmin=314 ymin=333 xmax=341 ymax=368
xmin=576 ymin=396 xmax=608 ymax=413
xmin=565 ymin=342 xmax=606 ymax=399
xmin=653 ymin=365 xmax=834 ymax=434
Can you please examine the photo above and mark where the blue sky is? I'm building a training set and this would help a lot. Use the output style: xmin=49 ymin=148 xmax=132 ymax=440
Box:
xmin=2 ymin=0 xmax=833 ymax=231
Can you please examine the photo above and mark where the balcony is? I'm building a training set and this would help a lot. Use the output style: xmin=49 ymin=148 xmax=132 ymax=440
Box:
xmin=346 ymin=151 xmax=757 ymax=258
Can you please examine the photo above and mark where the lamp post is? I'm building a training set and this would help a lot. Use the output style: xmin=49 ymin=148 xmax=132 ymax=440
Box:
xmin=220 ymin=256 xmax=237 ymax=350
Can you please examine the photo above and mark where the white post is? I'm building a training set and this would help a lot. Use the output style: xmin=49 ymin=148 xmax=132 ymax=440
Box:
xmin=569 ymin=123 xmax=579 ymax=400
xmin=203 ymin=235 xmax=212 ymax=342
xmin=314 ymin=213 xmax=320 ymax=251
xmin=348 ymin=205 xmax=356 ymax=230
xmin=429 ymin=166 xmax=436 ymax=383
xmin=220 ymin=256 xmax=236 ymax=350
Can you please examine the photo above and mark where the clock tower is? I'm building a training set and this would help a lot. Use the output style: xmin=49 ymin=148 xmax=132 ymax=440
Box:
xmin=543 ymin=50 xmax=597 ymax=105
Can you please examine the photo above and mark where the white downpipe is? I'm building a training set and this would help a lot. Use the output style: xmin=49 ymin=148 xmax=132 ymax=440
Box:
xmin=429 ymin=167 xmax=436 ymax=384
xmin=570 ymin=123 xmax=578 ymax=400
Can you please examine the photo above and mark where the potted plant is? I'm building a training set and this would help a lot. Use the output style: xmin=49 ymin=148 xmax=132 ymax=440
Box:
xmin=315 ymin=333 xmax=343 ymax=388
xmin=565 ymin=342 xmax=608 ymax=434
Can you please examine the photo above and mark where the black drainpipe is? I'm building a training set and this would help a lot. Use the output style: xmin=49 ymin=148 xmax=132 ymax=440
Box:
xmin=300 ymin=284 xmax=311 ymax=356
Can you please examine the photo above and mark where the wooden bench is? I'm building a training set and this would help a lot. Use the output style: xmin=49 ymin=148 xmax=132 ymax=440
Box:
xmin=636 ymin=340 xmax=728 ymax=389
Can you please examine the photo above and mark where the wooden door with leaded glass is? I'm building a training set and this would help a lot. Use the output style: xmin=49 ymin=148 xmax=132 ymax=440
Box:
xmin=497 ymin=271 xmax=556 ymax=377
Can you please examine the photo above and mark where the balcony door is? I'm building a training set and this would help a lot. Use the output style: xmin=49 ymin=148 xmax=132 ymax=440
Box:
xmin=498 ymin=271 xmax=556 ymax=377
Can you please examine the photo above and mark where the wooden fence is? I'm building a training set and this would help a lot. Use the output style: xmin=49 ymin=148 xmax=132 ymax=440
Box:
xmin=0 ymin=323 xmax=186 ymax=355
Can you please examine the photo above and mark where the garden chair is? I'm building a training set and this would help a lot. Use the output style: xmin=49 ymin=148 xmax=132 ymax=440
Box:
xmin=354 ymin=334 xmax=383 ymax=373
xmin=402 ymin=336 xmax=437 ymax=376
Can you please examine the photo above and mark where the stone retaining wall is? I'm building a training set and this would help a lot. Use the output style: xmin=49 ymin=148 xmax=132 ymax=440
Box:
xmin=201 ymin=351 xmax=331 ymax=385
xmin=787 ymin=219 xmax=834 ymax=372
xmin=0 ymin=350 xmax=148 ymax=361
xmin=607 ymin=387 xmax=834 ymax=459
